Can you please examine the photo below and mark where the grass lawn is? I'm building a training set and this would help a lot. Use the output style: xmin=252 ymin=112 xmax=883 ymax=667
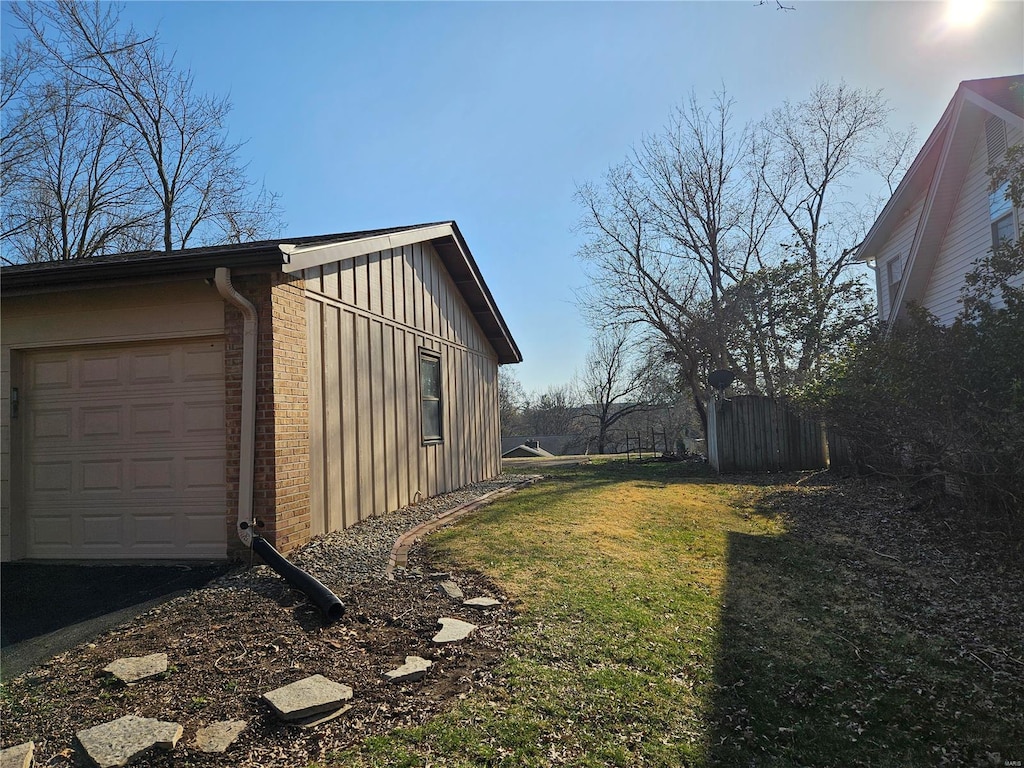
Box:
xmin=329 ymin=461 xmax=1023 ymax=767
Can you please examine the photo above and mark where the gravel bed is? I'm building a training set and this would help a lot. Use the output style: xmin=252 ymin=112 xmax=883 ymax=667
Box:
xmin=222 ymin=473 xmax=536 ymax=588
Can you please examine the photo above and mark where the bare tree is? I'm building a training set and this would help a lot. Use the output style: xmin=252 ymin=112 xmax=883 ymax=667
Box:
xmin=2 ymin=1 xmax=282 ymax=263
xmin=520 ymin=384 xmax=581 ymax=438
xmin=577 ymin=84 xmax=910 ymax=436
xmin=498 ymin=368 xmax=526 ymax=437
xmin=575 ymin=328 xmax=661 ymax=454
xmin=754 ymin=82 xmax=895 ymax=381
xmin=576 ymin=91 xmax=772 ymax=433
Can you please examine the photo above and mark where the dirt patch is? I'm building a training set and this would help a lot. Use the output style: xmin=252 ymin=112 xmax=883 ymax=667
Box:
xmin=0 ymin=549 xmax=514 ymax=766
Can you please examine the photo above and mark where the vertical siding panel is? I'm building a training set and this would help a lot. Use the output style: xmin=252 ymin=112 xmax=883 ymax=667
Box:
xmin=324 ymin=305 xmax=343 ymax=532
xmin=355 ymin=314 xmax=372 ymax=522
xmin=354 ymin=254 xmax=369 ymax=311
xmin=368 ymin=252 xmax=383 ymax=317
xmin=458 ymin=350 xmax=468 ymax=487
xmin=370 ymin=319 xmax=385 ymax=516
xmin=322 ymin=261 xmax=339 ymax=300
xmin=394 ymin=326 xmax=409 ymax=507
xmin=339 ymin=259 xmax=356 ymax=306
xmin=307 ymin=301 xmax=326 ymax=536
xmin=381 ymin=250 xmax=395 ymax=322
xmin=341 ymin=311 xmax=358 ymax=527
xmin=410 ymin=333 xmax=423 ymax=501
xmin=403 ymin=247 xmax=415 ymax=329
xmin=413 ymin=245 xmax=425 ymax=333
xmin=384 ymin=324 xmax=398 ymax=512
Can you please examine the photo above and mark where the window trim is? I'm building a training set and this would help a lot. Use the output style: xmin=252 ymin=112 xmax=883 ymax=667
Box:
xmin=419 ymin=348 xmax=444 ymax=445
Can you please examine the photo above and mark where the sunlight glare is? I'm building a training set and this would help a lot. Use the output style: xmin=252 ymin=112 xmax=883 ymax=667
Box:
xmin=945 ymin=0 xmax=988 ymax=28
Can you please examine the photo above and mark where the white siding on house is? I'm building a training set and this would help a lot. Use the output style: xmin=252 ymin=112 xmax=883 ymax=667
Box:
xmin=921 ymin=122 xmax=1024 ymax=324
xmin=1 ymin=281 xmax=226 ymax=561
xmin=874 ymin=192 xmax=926 ymax=320
xmin=303 ymin=241 xmax=501 ymax=533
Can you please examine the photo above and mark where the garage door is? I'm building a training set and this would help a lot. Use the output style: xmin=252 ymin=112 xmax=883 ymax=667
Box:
xmin=21 ymin=339 xmax=227 ymax=559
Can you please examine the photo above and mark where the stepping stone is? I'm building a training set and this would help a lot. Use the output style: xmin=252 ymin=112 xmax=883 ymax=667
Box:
xmin=102 ymin=653 xmax=168 ymax=684
xmin=439 ymin=580 xmax=464 ymax=600
xmin=427 ymin=572 xmax=451 ymax=581
xmin=294 ymin=703 xmax=353 ymax=729
xmin=262 ymin=674 xmax=353 ymax=722
xmin=384 ymin=655 xmax=433 ymax=683
xmin=0 ymin=742 xmax=34 ymax=768
xmin=432 ymin=617 xmax=477 ymax=644
xmin=463 ymin=597 xmax=501 ymax=609
xmin=75 ymin=715 xmax=182 ymax=768
xmin=194 ymin=720 xmax=247 ymax=753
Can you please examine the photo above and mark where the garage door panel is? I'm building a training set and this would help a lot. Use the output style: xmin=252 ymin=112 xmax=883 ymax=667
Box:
xmin=81 ymin=354 xmax=123 ymax=388
xmin=22 ymin=339 xmax=226 ymax=559
xmin=81 ymin=460 xmax=123 ymax=492
xmin=183 ymin=348 xmax=224 ymax=380
xmin=29 ymin=358 xmax=72 ymax=390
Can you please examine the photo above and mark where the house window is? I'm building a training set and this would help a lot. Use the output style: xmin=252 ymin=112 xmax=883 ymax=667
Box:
xmin=886 ymin=255 xmax=902 ymax=308
xmin=992 ymin=212 xmax=1016 ymax=247
xmin=419 ymin=349 xmax=443 ymax=443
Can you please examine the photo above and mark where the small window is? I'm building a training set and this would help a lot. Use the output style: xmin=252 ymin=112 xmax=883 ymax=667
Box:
xmin=992 ymin=212 xmax=1016 ymax=247
xmin=419 ymin=349 xmax=443 ymax=443
xmin=886 ymin=255 xmax=902 ymax=308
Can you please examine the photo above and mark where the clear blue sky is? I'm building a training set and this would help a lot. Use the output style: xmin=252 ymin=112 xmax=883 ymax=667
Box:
xmin=3 ymin=1 xmax=1022 ymax=393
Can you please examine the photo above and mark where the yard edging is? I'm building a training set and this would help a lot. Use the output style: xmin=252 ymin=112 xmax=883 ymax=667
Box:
xmin=386 ymin=475 xmax=541 ymax=579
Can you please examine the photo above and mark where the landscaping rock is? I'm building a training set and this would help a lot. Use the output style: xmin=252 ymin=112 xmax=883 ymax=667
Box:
xmin=463 ymin=596 xmax=501 ymax=609
xmin=432 ymin=617 xmax=477 ymax=643
xmin=294 ymin=704 xmax=353 ymax=729
xmin=194 ymin=720 xmax=247 ymax=753
xmin=0 ymin=741 xmax=34 ymax=768
xmin=75 ymin=715 xmax=182 ymax=768
xmin=439 ymin=580 xmax=464 ymax=600
xmin=384 ymin=655 xmax=433 ymax=683
xmin=102 ymin=653 xmax=168 ymax=684
xmin=261 ymin=674 xmax=353 ymax=722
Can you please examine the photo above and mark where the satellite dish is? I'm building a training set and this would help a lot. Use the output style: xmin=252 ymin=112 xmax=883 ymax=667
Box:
xmin=709 ymin=369 xmax=735 ymax=393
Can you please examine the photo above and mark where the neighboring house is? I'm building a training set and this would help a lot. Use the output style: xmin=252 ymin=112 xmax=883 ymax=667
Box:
xmin=501 ymin=440 xmax=555 ymax=459
xmin=500 ymin=435 xmax=581 ymax=456
xmin=858 ymin=74 xmax=1024 ymax=326
xmin=1 ymin=222 xmax=521 ymax=562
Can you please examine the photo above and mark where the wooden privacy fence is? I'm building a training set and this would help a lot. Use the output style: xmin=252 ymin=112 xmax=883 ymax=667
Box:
xmin=708 ymin=395 xmax=838 ymax=473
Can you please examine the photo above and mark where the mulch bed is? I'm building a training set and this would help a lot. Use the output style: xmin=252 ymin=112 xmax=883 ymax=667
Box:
xmin=1 ymin=549 xmax=514 ymax=767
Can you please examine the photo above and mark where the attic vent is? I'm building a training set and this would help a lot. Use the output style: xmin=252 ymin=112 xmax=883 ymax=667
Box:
xmin=986 ymin=116 xmax=1007 ymax=163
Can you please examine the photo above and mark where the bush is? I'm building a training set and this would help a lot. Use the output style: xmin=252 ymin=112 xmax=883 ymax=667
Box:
xmin=797 ymin=247 xmax=1024 ymax=528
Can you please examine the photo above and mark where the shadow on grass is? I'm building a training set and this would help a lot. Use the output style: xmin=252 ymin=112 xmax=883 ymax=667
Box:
xmin=705 ymin=483 xmax=1024 ymax=768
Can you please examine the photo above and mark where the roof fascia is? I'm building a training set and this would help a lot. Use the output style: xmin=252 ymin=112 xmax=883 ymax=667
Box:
xmin=278 ymin=224 xmax=455 ymax=273
xmin=279 ymin=221 xmax=523 ymax=365
xmin=858 ymin=96 xmax=958 ymax=265
xmin=889 ymin=94 xmax=985 ymax=325
xmin=961 ymin=87 xmax=1024 ymax=129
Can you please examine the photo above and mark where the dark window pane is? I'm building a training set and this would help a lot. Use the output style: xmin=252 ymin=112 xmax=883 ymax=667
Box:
xmin=420 ymin=356 xmax=440 ymax=398
xmin=422 ymin=400 xmax=442 ymax=441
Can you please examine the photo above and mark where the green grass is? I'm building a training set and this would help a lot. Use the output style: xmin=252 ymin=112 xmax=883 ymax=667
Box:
xmin=331 ymin=461 xmax=1022 ymax=767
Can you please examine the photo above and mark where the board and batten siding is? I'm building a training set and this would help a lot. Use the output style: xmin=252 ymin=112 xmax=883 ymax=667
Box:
xmin=303 ymin=241 xmax=501 ymax=535
xmin=920 ymin=122 xmax=1024 ymax=325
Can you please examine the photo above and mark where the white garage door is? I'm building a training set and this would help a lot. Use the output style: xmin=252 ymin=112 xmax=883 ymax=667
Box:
xmin=21 ymin=339 xmax=227 ymax=559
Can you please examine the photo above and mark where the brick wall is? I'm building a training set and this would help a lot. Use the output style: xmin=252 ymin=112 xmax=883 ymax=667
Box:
xmin=224 ymin=270 xmax=310 ymax=559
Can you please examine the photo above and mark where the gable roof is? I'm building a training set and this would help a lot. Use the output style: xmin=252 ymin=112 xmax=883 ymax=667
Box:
xmin=857 ymin=74 xmax=1024 ymax=324
xmin=1 ymin=221 xmax=522 ymax=364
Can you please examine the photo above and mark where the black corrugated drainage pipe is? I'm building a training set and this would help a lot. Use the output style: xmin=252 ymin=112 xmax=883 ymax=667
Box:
xmin=251 ymin=536 xmax=345 ymax=623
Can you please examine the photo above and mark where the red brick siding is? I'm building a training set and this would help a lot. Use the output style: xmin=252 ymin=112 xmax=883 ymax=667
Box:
xmin=224 ymin=271 xmax=310 ymax=559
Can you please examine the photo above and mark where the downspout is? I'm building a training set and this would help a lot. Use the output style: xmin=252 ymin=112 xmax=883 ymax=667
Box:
xmin=214 ymin=267 xmax=344 ymax=623
xmin=214 ymin=268 xmax=258 ymax=548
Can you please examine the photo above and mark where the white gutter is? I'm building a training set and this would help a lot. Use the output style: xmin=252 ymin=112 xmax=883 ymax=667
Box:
xmin=214 ymin=267 xmax=258 ymax=547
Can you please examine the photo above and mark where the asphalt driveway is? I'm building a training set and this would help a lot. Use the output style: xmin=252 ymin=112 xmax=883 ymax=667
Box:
xmin=1 ymin=561 xmax=231 ymax=681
